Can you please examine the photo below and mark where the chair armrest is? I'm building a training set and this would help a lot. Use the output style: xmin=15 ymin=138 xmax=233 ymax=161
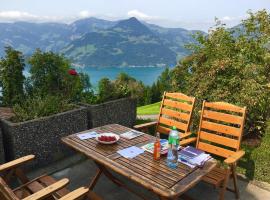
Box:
xmin=22 ymin=178 xmax=69 ymax=200
xmin=224 ymin=150 xmax=245 ymax=165
xmin=133 ymin=121 xmax=157 ymax=130
xmin=59 ymin=187 xmax=89 ymax=200
xmin=181 ymin=132 xmax=192 ymax=139
xmin=0 ymin=155 xmax=35 ymax=172
xmin=180 ymin=137 xmax=197 ymax=146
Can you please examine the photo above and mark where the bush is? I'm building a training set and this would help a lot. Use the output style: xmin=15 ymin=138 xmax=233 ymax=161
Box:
xmin=28 ymin=49 xmax=87 ymax=102
xmin=172 ymin=10 xmax=270 ymax=135
xmin=0 ymin=46 xmax=25 ymax=106
xmin=12 ymin=95 xmax=75 ymax=122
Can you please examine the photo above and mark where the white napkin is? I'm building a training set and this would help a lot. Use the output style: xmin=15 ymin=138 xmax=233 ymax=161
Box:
xmin=77 ymin=131 xmax=98 ymax=140
xmin=117 ymin=146 xmax=144 ymax=158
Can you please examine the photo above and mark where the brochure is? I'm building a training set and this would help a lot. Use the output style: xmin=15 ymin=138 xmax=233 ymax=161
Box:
xmin=120 ymin=130 xmax=144 ymax=139
xmin=141 ymin=139 xmax=169 ymax=154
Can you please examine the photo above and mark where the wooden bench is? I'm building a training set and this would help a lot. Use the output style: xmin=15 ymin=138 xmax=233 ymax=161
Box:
xmin=194 ymin=101 xmax=247 ymax=200
xmin=0 ymin=155 xmax=101 ymax=200
xmin=134 ymin=92 xmax=197 ymax=146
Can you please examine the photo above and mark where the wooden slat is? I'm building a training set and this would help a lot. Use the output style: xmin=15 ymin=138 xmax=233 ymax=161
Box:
xmin=165 ymin=92 xmax=194 ymax=102
xmin=157 ymin=125 xmax=171 ymax=134
xmin=0 ymin=177 xmax=20 ymax=200
xmin=133 ymin=121 xmax=157 ymax=130
xmin=199 ymin=131 xmax=239 ymax=149
xmin=14 ymin=189 xmax=31 ymax=199
xmin=204 ymin=102 xmax=245 ymax=113
xmin=25 ymin=181 xmax=44 ymax=194
xmin=201 ymin=120 xmax=241 ymax=137
xmin=38 ymin=176 xmax=70 ymax=197
xmin=203 ymin=110 xmax=242 ymax=125
xmin=224 ymin=150 xmax=245 ymax=164
xmin=163 ymin=99 xmax=192 ymax=112
xmin=159 ymin=117 xmax=187 ymax=132
xmin=0 ymin=155 xmax=35 ymax=172
xmin=198 ymin=142 xmax=235 ymax=158
xmin=161 ymin=108 xmax=190 ymax=121
xmin=59 ymin=187 xmax=89 ymax=200
xmin=22 ymin=178 xmax=69 ymax=200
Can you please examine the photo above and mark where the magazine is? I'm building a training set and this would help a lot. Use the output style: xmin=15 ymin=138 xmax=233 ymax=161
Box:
xmin=141 ymin=139 xmax=169 ymax=154
xmin=120 ymin=130 xmax=145 ymax=140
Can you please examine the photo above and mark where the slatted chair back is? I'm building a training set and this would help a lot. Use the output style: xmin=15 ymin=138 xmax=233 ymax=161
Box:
xmin=156 ymin=92 xmax=196 ymax=136
xmin=196 ymin=101 xmax=246 ymax=158
xmin=0 ymin=177 xmax=19 ymax=200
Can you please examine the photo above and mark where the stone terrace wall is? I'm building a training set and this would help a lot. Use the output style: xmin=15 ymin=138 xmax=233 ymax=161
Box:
xmin=83 ymin=98 xmax=137 ymax=129
xmin=0 ymin=107 xmax=14 ymax=164
xmin=1 ymin=107 xmax=88 ymax=168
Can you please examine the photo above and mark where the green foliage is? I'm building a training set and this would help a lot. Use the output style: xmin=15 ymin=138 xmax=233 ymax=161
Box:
xmin=172 ymin=10 xmax=270 ymax=135
xmin=98 ymin=77 xmax=116 ymax=102
xmin=97 ymin=73 xmax=145 ymax=105
xmin=12 ymin=95 xmax=75 ymax=122
xmin=0 ymin=46 xmax=25 ymax=106
xmin=28 ymin=49 xmax=85 ymax=101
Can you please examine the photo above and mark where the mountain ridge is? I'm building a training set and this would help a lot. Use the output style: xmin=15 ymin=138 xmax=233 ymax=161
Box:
xmin=0 ymin=17 xmax=203 ymax=66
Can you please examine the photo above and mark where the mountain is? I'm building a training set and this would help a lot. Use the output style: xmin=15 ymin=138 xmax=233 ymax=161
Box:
xmin=69 ymin=17 xmax=116 ymax=39
xmin=62 ymin=17 xmax=177 ymax=66
xmin=0 ymin=17 xmax=203 ymax=66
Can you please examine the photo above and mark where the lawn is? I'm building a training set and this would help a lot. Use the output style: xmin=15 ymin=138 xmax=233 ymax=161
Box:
xmin=137 ymin=102 xmax=160 ymax=115
xmin=237 ymin=120 xmax=270 ymax=183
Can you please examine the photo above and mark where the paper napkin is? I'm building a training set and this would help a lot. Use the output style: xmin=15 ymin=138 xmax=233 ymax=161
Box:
xmin=117 ymin=146 xmax=144 ymax=159
xmin=77 ymin=131 xmax=98 ymax=140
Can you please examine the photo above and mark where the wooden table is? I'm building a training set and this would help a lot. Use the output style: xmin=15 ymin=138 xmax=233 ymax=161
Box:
xmin=62 ymin=124 xmax=216 ymax=200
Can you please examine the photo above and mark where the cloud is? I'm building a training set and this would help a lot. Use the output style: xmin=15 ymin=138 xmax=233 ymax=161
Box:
xmin=78 ymin=10 xmax=93 ymax=18
xmin=0 ymin=10 xmax=96 ymax=23
xmin=127 ymin=10 xmax=159 ymax=21
xmin=0 ymin=11 xmax=39 ymax=21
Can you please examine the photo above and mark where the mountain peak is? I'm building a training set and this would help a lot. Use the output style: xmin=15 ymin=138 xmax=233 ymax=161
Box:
xmin=113 ymin=17 xmax=152 ymax=35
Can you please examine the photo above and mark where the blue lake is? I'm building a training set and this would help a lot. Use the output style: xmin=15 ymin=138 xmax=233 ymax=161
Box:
xmin=75 ymin=66 xmax=172 ymax=89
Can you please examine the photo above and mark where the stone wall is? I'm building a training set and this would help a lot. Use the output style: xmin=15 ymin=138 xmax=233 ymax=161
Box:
xmin=83 ymin=98 xmax=137 ymax=128
xmin=0 ymin=126 xmax=5 ymax=164
xmin=1 ymin=107 xmax=88 ymax=168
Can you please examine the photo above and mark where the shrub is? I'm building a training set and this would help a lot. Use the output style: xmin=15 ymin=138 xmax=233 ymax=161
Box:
xmin=28 ymin=49 xmax=88 ymax=101
xmin=12 ymin=95 xmax=75 ymax=122
xmin=0 ymin=46 xmax=25 ymax=106
xmin=172 ymin=10 xmax=270 ymax=135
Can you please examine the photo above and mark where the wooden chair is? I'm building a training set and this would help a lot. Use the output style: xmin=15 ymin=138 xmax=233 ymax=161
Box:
xmin=134 ymin=91 xmax=197 ymax=145
xmin=195 ymin=101 xmax=246 ymax=200
xmin=0 ymin=155 xmax=102 ymax=200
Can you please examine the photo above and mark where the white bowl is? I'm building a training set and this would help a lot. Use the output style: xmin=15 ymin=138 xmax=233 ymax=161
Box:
xmin=95 ymin=133 xmax=120 ymax=144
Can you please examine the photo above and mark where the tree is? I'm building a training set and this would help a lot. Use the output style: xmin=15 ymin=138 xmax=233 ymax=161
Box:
xmin=172 ymin=9 xmax=270 ymax=135
xmin=157 ymin=67 xmax=172 ymax=94
xmin=98 ymin=78 xmax=115 ymax=102
xmin=0 ymin=46 xmax=25 ymax=106
xmin=28 ymin=49 xmax=86 ymax=101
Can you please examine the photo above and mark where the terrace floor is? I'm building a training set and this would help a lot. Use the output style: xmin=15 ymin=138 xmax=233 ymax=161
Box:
xmin=29 ymin=154 xmax=270 ymax=200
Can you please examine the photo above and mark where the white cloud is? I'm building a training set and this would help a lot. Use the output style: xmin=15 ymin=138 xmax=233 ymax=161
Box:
xmin=0 ymin=10 xmax=96 ymax=23
xmin=0 ymin=11 xmax=39 ymax=21
xmin=78 ymin=10 xmax=92 ymax=18
xmin=127 ymin=10 xmax=159 ymax=21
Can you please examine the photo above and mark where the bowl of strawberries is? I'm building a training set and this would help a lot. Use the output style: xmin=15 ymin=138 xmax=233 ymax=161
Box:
xmin=96 ymin=133 xmax=120 ymax=144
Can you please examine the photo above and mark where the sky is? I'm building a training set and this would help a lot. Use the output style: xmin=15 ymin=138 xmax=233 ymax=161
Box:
xmin=0 ymin=0 xmax=270 ymax=31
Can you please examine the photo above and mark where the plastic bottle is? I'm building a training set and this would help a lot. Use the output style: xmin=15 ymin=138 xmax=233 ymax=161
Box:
xmin=167 ymin=126 xmax=179 ymax=168
xmin=153 ymin=132 xmax=161 ymax=160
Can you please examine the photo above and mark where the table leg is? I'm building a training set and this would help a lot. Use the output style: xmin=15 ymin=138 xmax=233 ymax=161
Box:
xmin=94 ymin=162 xmax=122 ymax=186
xmin=88 ymin=168 xmax=102 ymax=189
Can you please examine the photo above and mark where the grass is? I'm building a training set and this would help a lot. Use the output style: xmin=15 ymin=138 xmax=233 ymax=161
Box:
xmin=237 ymin=120 xmax=270 ymax=183
xmin=137 ymin=102 xmax=161 ymax=115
